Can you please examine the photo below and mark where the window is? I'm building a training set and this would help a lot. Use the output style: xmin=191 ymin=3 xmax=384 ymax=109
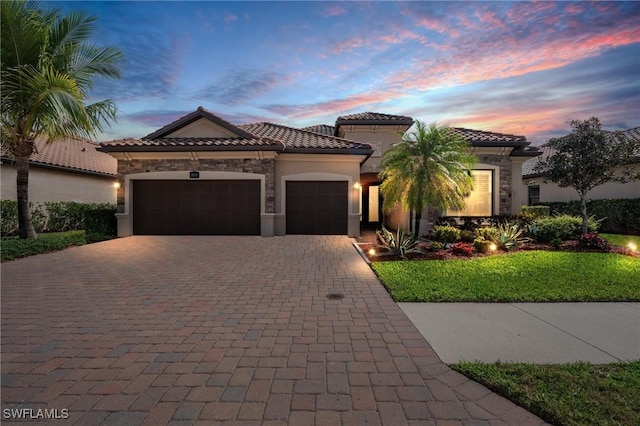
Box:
xmin=447 ymin=170 xmax=493 ymax=216
xmin=528 ymin=185 xmax=540 ymax=205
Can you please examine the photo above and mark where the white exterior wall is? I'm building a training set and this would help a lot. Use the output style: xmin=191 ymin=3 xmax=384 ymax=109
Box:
xmin=1 ymin=164 xmax=117 ymax=204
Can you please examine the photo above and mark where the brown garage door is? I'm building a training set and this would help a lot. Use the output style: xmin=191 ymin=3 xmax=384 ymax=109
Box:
xmin=133 ymin=180 xmax=260 ymax=235
xmin=286 ymin=181 xmax=348 ymax=235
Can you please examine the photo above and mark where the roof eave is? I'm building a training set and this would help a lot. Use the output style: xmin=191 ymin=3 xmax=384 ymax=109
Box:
xmin=98 ymin=145 xmax=283 ymax=153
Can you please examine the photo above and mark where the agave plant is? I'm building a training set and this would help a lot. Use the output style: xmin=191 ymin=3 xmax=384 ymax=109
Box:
xmin=493 ymin=223 xmax=529 ymax=251
xmin=376 ymin=226 xmax=424 ymax=258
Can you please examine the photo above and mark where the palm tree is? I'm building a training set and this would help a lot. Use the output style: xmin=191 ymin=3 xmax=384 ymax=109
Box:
xmin=1 ymin=0 xmax=122 ymax=238
xmin=378 ymin=121 xmax=476 ymax=237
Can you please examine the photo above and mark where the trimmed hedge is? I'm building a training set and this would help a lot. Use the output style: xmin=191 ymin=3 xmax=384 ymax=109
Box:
xmin=1 ymin=200 xmax=117 ymax=238
xmin=1 ymin=231 xmax=86 ymax=262
xmin=540 ymin=198 xmax=640 ymax=235
xmin=85 ymin=206 xmax=117 ymax=243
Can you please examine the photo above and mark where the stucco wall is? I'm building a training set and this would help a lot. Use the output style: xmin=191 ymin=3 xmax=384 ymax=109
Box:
xmin=340 ymin=127 xmax=404 ymax=174
xmin=1 ymin=164 xmax=117 ymax=204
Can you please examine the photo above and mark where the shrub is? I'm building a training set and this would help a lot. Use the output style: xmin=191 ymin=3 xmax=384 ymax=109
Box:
xmin=376 ymin=226 xmax=424 ymax=258
xmin=473 ymin=237 xmax=491 ymax=253
xmin=460 ymin=230 xmax=475 ymax=243
xmin=521 ymin=205 xmax=550 ymax=218
xmin=1 ymin=200 xmax=19 ymax=236
xmin=550 ymin=238 xmax=563 ymax=249
xmin=84 ymin=205 xmax=117 ymax=243
xmin=541 ymin=198 xmax=640 ymax=235
xmin=533 ymin=214 xmax=600 ymax=242
xmin=432 ymin=225 xmax=461 ymax=243
xmin=450 ymin=242 xmax=474 ymax=256
xmin=45 ymin=202 xmax=89 ymax=232
xmin=475 ymin=226 xmax=501 ymax=242
xmin=577 ymin=233 xmax=611 ymax=252
xmin=429 ymin=241 xmax=445 ymax=252
xmin=1 ymin=231 xmax=86 ymax=262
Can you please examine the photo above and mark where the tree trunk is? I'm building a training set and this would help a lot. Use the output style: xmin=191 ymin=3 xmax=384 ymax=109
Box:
xmin=414 ymin=211 xmax=422 ymax=238
xmin=16 ymin=155 xmax=37 ymax=239
xmin=580 ymin=194 xmax=588 ymax=235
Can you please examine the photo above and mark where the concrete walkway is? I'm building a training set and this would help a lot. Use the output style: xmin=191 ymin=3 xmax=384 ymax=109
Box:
xmin=400 ymin=303 xmax=640 ymax=364
xmin=1 ymin=236 xmax=545 ymax=425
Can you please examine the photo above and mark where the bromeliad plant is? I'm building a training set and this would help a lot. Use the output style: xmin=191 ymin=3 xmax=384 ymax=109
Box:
xmin=577 ymin=233 xmax=611 ymax=252
xmin=376 ymin=226 xmax=424 ymax=258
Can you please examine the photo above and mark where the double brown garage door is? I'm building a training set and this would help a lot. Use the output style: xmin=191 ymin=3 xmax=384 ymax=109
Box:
xmin=132 ymin=180 xmax=348 ymax=235
xmin=133 ymin=180 xmax=260 ymax=235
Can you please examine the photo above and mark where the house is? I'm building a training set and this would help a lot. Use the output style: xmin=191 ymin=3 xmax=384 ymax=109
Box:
xmin=521 ymin=127 xmax=640 ymax=206
xmin=99 ymin=107 xmax=540 ymax=237
xmin=1 ymin=136 xmax=118 ymax=204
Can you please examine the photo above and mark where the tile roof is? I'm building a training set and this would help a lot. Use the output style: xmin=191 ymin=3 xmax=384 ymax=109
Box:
xmin=143 ymin=106 xmax=256 ymax=140
xmin=522 ymin=126 xmax=640 ymax=177
xmin=301 ymin=124 xmax=336 ymax=136
xmin=99 ymin=136 xmax=282 ymax=151
xmin=449 ymin=127 xmax=529 ymax=147
xmin=335 ymin=112 xmax=414 ymax=126
xmin=239 ymin=122 xmax=373 ymax=153
xmin=1 ymin=136 xmax=117 ymax=176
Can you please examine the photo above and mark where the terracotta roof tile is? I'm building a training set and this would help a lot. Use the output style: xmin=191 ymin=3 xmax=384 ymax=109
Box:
xmin=2 ymin=136 xmax=117 ymax=176
xmin=99 ymin=136 xmax=281 ymax=151
xmin=336 ymin=112 xmax=414 ymax=125
xmin=449 ymin=127 xmax=528 ymax=147
xmin=239 ymin=122 xmax=372 ymax=153
xmin=301 ymin=124 xmax=336 ymax=136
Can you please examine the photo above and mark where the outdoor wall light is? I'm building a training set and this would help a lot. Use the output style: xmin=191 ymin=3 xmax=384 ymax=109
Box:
xmin=113 ymin=182 xmax=121 ymax=189
xmin=353 ymin=182 xmax=361 ymax=189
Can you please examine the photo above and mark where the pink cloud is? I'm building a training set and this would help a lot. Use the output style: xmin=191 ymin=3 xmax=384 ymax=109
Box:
xmin=323 ymin=4 xmax=347 ymax=17
xmin=416 ymin=16 xmax=460 ymax=38
xmin=331 ymin=36 xmax=367 ymax=54
xmin=224 ymin=13 xmax=238 ymax=24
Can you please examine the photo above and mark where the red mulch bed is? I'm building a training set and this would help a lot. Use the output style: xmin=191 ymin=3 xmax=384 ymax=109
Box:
xmin=358 ymin=241 xmax=639 ymax=262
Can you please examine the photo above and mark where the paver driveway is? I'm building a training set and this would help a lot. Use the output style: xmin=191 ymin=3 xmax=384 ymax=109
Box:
xmin=1 ymin=236 xmax=544 ymax=425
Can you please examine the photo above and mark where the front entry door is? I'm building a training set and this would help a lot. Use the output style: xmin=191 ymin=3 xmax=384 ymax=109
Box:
xmin=362 ymin=184 xmax=382 ymax=228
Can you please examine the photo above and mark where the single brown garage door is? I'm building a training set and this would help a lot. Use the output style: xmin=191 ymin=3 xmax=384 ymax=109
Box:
xmin=286 ymin=181 xmax=348 ymax=235
xmin=133 ymin=180 xmax=260 ymax=235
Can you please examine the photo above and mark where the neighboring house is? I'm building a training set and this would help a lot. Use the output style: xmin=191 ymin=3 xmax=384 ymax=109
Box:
xmin=1 ymin=136 xmax=118 ymax=204
xmin=521 ymin=127 xmax=640 ymax=206
xmin=99 ymin=107 xmax=540 ymax=237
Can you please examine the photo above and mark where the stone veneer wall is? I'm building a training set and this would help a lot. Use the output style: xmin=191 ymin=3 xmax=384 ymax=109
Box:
xmin=116 ymin=158 xmax=276 ymax=213
xmin=475 ymin=153 xmax=513 ymax=215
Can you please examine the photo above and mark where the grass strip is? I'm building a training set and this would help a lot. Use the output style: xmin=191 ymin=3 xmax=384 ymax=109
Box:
xmin=1 ymin=231 xmax=86 ymax=262
xmin=452 ymin=361 xmax=640 ymax=426
xmin=372 ymin=251 xmax=640 ymax=302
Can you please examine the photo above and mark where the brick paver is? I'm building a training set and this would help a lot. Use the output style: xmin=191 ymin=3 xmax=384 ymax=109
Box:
xmin=1 ymin=236 xmax=546 ymax=424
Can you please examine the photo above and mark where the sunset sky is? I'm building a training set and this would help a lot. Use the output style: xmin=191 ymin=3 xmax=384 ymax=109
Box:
xmin=53 ymin=1 xmax=640 ymax=145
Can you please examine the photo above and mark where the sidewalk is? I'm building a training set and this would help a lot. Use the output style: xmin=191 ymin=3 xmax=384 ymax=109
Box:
xmin=400 ymin=302 xmax=640 ymax=363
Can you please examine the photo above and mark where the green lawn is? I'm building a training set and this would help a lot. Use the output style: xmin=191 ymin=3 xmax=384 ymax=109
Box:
xmin=452 ymin=361 xmax=640 ymax=426
xmin=1 ymin=231 xmax=86 ymax=262
xmin=601 ymin=233 xmax=640 ymax=248
xmin=372 ymin=251 xmax=640 ymax=302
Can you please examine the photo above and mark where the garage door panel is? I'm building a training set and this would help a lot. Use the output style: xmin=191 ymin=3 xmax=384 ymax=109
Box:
xmin=133 ymin=180 xmax=260 ymax=235
xmin=286 ymin=181 xmax=348 ymax=235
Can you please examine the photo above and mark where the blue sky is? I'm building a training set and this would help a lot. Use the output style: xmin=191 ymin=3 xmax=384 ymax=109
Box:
xmin=53 ymin=1 xmax=640 ymax=145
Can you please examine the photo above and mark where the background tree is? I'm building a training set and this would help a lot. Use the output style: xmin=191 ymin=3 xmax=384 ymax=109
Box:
xmin=1 ymin=0 xmax=122 ymax=238
xmin=534 ymin=117 xmax=640 ymax=235
xmin=378 ymin=121 xmax=476 ymax=237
